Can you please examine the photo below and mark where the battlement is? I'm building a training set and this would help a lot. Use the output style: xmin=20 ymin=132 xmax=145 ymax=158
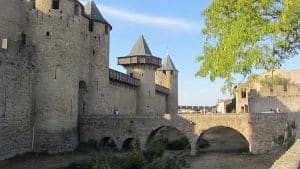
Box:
xmin=109 ymin=69 xmax=140 ymax=87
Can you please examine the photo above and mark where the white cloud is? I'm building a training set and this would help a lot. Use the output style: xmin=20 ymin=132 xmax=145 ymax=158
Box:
xmin=78 ymin=1 xmax=201 ymax=33
xmin=99 ymin=5 xmax=201 ymax=32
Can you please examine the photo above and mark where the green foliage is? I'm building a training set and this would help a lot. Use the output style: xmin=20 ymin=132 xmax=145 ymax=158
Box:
xmin=144 ymin=141 xmax=166 ymax=162
xmin=247 ymin=74 xmax=261 ymax=83
xmin=166 ymin=137 xmax=191 ymax=150
xmin=109 ymin=150 xmax=145 ymax=169
xmin=91 ymin=153 xmax=111 ymax=169
xmin=61 ymin=161 xmax=90 ymax=169
xmin=196 ymin=0 xmax=300 ymax=92
xmin=145 ymin=153 xmax=186 ymax=169
xmin=260 ymin=75 xmax=290 ymax=88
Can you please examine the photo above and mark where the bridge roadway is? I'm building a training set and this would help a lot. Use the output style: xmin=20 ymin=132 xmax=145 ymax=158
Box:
xmin=80 ymin=113 xmax=288 ymax=155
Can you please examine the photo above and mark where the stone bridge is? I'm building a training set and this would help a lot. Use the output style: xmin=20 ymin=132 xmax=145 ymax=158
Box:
xmin=80 ymin=113 xmax=288 ymax=155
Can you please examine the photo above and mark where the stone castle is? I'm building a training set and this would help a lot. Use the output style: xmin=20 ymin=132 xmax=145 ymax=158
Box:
xmin=235 ymin=69 xmax=300 ymax=138
xmin=0 ymin=0 xmax=178 ymax=160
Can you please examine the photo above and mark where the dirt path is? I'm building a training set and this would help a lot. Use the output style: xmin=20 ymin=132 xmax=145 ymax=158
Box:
xmin=185 ymin=151 xmax=283 ymax=169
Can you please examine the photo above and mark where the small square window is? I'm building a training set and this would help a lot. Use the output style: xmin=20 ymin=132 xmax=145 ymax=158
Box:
xmin=52 ymin=0 xmax=59 ymax=9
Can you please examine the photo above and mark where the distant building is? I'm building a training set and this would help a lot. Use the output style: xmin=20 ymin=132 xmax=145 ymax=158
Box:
xmin=217 ymin=99 xmax=233 ymax=114
xmin=235 ymin=69 xmax=300 ymax=113
xmin=235 ymin=69 xmax=300 ymax=138
xmin=178 ymin=105 xmax=216 ymax=114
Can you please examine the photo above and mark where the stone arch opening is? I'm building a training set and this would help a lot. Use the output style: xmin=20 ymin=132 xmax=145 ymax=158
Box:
xmin=78 ymin=81 xmax=87 ymax=115
xmin=99 ymin=137 xmax=118 ymax=151
xmin=196 ymin=126 xmax=249 ymax=154
xmin=122 ymin=138 xmax=140 ymax=151
xmin=146 ymin=126 xmax=191 ymax=151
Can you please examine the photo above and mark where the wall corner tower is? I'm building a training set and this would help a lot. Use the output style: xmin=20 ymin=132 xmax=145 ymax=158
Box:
xmin=118 ymin=35 xmax=162 ymax=115
xmin=156 ymin=54 xmax=178 ymax=114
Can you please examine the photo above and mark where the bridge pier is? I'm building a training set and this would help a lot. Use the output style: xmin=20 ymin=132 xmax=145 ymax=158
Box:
xmin=190 ymin=147 xmax=197 ymax=156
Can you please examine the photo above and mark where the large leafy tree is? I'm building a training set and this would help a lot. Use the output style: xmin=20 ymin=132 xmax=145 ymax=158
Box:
xmin=196 ymin=0 xmax=300 ymax=92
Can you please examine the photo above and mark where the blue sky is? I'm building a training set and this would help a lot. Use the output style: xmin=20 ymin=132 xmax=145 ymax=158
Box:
xmin=80 ymin=0 xmax=300 ymax=106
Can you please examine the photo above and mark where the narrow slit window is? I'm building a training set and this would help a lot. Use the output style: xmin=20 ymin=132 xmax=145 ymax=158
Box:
xmin=21 ymin=33 xmax=26 ymax=45
xmin=89 ymin=21 xmax=94 ymax=32
xmin=283 ymin=85 xmax=287 ymax=92
xmin=105 ymin=25 xmax=109 ymax=35
xmin=241 ymin=89 xmax=247 ymax=98
xmin=32 ymin=0 xmax=36 ymax=9
xmin=74 ymin=3 xmax=80 ymax=16
xmin=52 ymin=0 xmax=59 ymax=9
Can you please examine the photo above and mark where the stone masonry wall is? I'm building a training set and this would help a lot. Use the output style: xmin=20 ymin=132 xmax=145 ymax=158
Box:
xmin=80 ymin=113 xmax=288 ymax=155
xmin=107 ymin=82 xmax=138 ymax=115
xmin=248 ymin=85 xmax=300 ymax=138
xmin=0 ymin=0 xmax=34 ymax=159
xmin=0 ymin=35 xmax=34 ymax=160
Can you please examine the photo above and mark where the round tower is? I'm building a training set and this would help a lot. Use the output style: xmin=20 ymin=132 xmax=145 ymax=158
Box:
xmin=157 ymin=54 xmax=178 ymax=114
xmin=27 ymin=0 xmax=111 ymax=153
xmin=118 ymin=35 xmax=162 ymax=115
xmin=84 ymin=1 xmax=112 ymax=115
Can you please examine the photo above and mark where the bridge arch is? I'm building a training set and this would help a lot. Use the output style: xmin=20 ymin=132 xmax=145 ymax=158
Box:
xmin=145 ymin=125 xmax=192 ymax=152
xmin=196 ymin=126 xmax=249 ymax=154
xmin=121 ymin=138 xmax=140 ymax=151
xmin=99 ymin=137 xmax=118 ymax=151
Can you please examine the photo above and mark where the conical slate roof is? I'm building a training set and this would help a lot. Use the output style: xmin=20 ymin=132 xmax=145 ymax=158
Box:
xmin=128 ymin=35 xmax=153 ymax=56
xmin=160 ymin=54 xmax=178 ymax=71
xmin=84 ymin=1 xmax=108 ymax=24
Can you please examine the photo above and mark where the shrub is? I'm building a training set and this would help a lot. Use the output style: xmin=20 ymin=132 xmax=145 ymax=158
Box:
xmin=109 ymin=150 xmax=144 ymax=169
xmin=145 ymin=153 xmax=186 ymax=169
xmin=91 ymin=153 xmax=111 ymax=169
xmin=166 ymin=137 xmax=190 ymax=150
xmin=62 ymin=161 xmax=90 ymax=169
xmin=144 ymin=141 xmax=166 ymax=162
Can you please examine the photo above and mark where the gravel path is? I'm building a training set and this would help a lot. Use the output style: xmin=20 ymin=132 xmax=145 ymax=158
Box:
xmin=185 ymin=151 xmax=284 ymax=169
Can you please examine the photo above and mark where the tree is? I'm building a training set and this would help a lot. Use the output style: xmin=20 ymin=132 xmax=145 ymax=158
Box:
xmin=196 ymin=0 xmax=300 ymax=92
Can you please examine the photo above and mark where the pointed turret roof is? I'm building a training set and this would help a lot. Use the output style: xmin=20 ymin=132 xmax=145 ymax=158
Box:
xmin=160 ymin=54 xmax=178 ymax=71
xmin=84 ymin=1 xmax=109 ymax=25
xmin=128 ymin=35 xmax=153 ymax=57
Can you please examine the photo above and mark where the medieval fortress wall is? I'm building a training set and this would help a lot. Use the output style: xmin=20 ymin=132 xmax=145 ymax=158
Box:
xmin=0 ymin=0 xmax=175 ymax=160
xmin=0 ymin=0 xmax=291 ymax=162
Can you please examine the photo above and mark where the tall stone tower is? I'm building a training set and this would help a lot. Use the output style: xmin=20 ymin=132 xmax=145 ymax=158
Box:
xmin=84 ymin=1 xmax=111 ymax=115
xmin=28 ymin=0 xmax=111 ymax=153
xmin=156 ymin=54 xmax=178 ymax=114
xmin=118 ymin=35 xmax=162 ymax=115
